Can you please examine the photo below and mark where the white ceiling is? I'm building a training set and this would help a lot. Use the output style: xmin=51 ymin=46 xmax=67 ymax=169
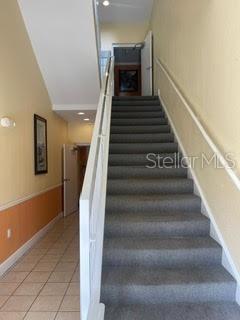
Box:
xmin=17 ymin=0 xmax=100 ymax=111
xmin=98 ymin=0 xmax=154 ymax=23
xmin=55 ymin=110 xmax=96 ymax=124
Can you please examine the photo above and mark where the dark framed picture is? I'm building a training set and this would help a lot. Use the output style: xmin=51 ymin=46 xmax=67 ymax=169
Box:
xmin=34 ymin=114 xmax=48 ymax=175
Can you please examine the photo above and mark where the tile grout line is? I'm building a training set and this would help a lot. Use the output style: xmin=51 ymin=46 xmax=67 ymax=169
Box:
xmin=0 ymin=213 xmax=79 ymax=319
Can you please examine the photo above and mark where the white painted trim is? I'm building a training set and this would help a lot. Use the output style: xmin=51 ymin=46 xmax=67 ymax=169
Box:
xmin=156 ymin=58 xmax=240 ymax=191
xmin=88 ymin=303 xmax=105 ymax=320
xmin=237 ymin=285 xmax=240 ymax=305
xmin=0 ymin=212 xmax=63 ymax=276
xmin=0 ymin=184 xmax=63 ymax=212
xmin=53 ymin=104 xmax=97 ymax=111
xmin=112 ymin=43 xmax=143 ymax=48
xmin=158 ymin=89 xmax=240 ymax=305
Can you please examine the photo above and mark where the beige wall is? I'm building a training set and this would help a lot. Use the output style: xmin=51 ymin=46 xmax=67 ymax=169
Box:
xmin=68 ymin=122 xmax=93 ymax=144
xmin=0 ymin=0 xmax=68 ymax=207
xmin=101 ymin=22 xmax=149 ymax=51
xmin=151 ymin=0 xmax=240 ymax=170
xmin=151 ymin=1 xmax=240 ymax=276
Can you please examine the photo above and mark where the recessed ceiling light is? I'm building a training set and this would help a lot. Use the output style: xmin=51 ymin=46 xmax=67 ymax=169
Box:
xmin=103 ymin=0 xmax=110 ymax=6
xmin=77 ymin=112 xmax=85 ymax=115
xmin=84 ymin=118 xmax=90 ymax=121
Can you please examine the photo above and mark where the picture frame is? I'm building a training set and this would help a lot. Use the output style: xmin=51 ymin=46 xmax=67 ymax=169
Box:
xmin=34 ymin=114 xmax=48 ymax=175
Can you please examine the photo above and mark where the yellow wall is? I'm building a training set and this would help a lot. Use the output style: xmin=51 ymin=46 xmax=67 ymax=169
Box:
xmin=0 ymin=0 xmax=68 ymax=207
xmin=151 ymin=0 xmax=240 ymax=275
xmin=68 ymin=122 xmax=93 ymax=144
xmin=151 ymin=0 xmax=240 ymax=170
xmin=101 ymin=22 xmax=149 ymax=51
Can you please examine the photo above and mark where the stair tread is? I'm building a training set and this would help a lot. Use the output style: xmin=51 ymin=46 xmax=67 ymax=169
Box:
xmin=109 ymin=142 xmax=178 ymax=154
xmin=108 ymin=153 xmax=181 ymax=166
xmin=107 ymin=178 xmax=193 ymax=195
xmin=102 ymin=265 xmax=235 ymax=286
xmin=108 ymin=166 xmax=188 ymax=179
xmin=105 ymin=303 xmax=240 ymax=320
xmin=107 ymin=193 xmax=201 ymax=214
xmin=110 ymin=133 xmax=173 ymax=137
xmin=108 ymin=177 xmax=191 ymax=182
xmin=110 ymin=142 xmax=177 ymax=147
xmin=113 ymin=96 xmax=159 ymax=100
xmin=111 ymin=125 xmax=171 ymax=133
xmin=104 ymin=236 xmax=220 ymax=250
xmin=105 ymin=212 xmax=210 ymax=238
xmin=112 ymin=106 xmax=162 ymax=112
xmin=110 ymin=132 xmax=173 ymax=141
xmin=112 ymin=101 xmax=160 ymax=106
xmin=107 ymin=193 xmax=200 ymax=201
xmin=106 ymin=211 xmax=208 ymax=222
xmin=111 ymin=111 xmax=164 ymax=118
xmin=111 ymin=118 xmax=168 ymax=126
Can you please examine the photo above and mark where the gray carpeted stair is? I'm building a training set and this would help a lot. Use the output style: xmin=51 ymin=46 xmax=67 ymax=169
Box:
xmin=101 ymin=96 xmax=239 ymax=319
xmin=108 ymin=153 xmax=180 ymax=166
xmin=107 ymin=178 xmax=194 ymax=195
xmin=112 ymin=100 xmax=160 ymax=106
xmin=110 ymin=132 xmax=174 ymax=143
xmin=111 ymin=124 xmax=171 ymax=133
xmin=113 ymin=95 xmax=159 ymax=101
xmin=102 ymin=266 xmax=235 ymax=304
xmin=111 ymin=117 xmax=168 ymax=126
xmin=111 ymin=111 xmax=165 ymax=118
xmin=104 ymin=212 xmax=210 ymax=238
xmin=112 ymin=105 xmax=162 ymax=112
xmin=109 ymin=142 xmax=178 ymax=154
xmin=103 ymin=237 xmax=222 ymax=267
xmin=105 ymin=303 xmax=240 ymax=320
xmin=108 ymin=166 xmax=188 ymax=179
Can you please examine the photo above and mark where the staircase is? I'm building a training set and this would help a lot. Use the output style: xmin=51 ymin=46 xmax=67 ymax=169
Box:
xmin=101 ymin=96 xmax=240 ymax=319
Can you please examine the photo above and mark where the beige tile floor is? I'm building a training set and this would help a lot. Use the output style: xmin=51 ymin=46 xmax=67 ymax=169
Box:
xmin=0 ymin=213 xmax=80 ymax=320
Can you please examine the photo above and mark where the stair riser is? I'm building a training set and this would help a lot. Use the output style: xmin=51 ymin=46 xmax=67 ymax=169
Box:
xmin=111 ymin=119 xmax=168 ymax=126
xmin=113 ymin=96 xmax=159 ymax=101
xmin=106 ymin=198 xmax=201 ymax=213
xmin=110 ymin=133 xmax=174 ymax=143
xmin=102 ymin=283 xmax=236 ymax=304
xmin=111 ymin=112 xmax=165 ymax=119
xmin=108 ymin=153 xmax=180 ymax=166
xmin=112 ymin=106 xmax=162 ymax=112
xmin=104 ymin=303 xmax=240 ymax=320
xmin=111 ymin=125 xmax=171 ymax=134
xmin=103 ymin=248 xmax=222 ymax=267
xmin=113 ymin=101 xmax=160 ymax=106
xmin=108 ymin=167 xmax=187 ymax=179
xmin=104 ymin=220 xmax=210 ymax=238
xmin=107 ymin=180 xmax=193 ymax=195
xmin=109 ymin=143 xmax=178 ymax=154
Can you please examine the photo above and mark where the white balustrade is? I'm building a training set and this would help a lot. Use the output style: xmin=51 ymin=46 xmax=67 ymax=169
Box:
xmin=80 ymin=57 xmax=114 ymax=320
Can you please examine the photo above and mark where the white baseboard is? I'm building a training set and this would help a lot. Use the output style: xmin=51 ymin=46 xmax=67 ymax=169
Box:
xmin=237 ymin=285 xmax=240 ymax=305
xmin=88 ymin=303 xmax=105 ymax=320
xmin=0 ymin=212 xmax=63 ymax=276
xmin=158 ymin=89 xmax=240 ymax=305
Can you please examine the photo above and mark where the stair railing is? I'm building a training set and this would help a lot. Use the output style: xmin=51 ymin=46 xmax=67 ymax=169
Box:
xmin=80 ymin=56 xmax=114 ymax=320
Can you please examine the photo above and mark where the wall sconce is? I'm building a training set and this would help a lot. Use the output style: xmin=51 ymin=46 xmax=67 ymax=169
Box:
xmin=0 ymin=117 xmax=16 ymax=128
